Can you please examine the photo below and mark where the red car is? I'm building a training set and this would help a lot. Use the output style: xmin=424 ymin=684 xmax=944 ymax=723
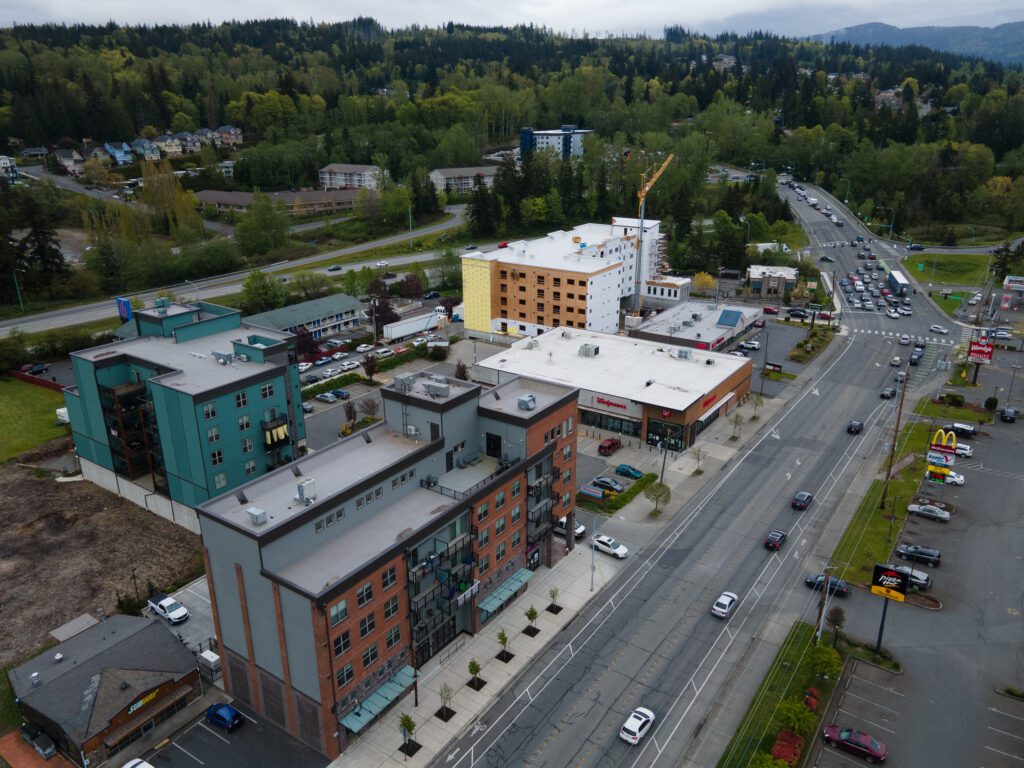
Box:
xmin=597 ymin=438 xmax=622 ymax=456
xmin=762 ymin=306 xmax=780 ymax=315
xmin=823 ymin=725 xmax=887 ymax=762
xmin=753 ymin=318 xmax=766 ymax=328
xmin=393 ymin=346 xmax=409 ymax=354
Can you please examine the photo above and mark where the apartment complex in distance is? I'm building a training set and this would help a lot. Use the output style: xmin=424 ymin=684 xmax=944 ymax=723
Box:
xmin=429 ymin=166 xmax=498 ymax=194
xmin=461 ymin=218 xmax=664 ymax=338
xmin=318 ymin=163 xmax=384 ymax=190
xmin=63 ymin=299 xmax=306 ymax=532
xmin=197 ymin=371 xmax=578 ymax=758
xmin=519 ymin=125 xmax=593 ymax=158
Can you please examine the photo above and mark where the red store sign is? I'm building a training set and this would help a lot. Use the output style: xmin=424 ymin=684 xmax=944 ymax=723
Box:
xmin=702 ymin=393 xmax=718 ymax=409
xmin=596 ymin=396 xmax=628 ymax=410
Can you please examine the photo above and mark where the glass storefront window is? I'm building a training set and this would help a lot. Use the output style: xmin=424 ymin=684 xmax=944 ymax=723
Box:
xmin=579 ymin=409 xmax=641 ymax=437
xmin=646 ymin=418 xmax=686 ymax=451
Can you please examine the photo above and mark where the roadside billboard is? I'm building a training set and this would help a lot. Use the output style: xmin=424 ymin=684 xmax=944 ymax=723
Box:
xmin=871 ymin=564 xmax=910 ymax=602
xmin=968 ymin=339 xmax=993 ymax=364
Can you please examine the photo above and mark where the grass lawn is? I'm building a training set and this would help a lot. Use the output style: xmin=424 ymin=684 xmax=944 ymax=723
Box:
xmin=716 ymin=622 xmax=837 ymax=768
xmin=907 ymin=252 xmax=990 ymax=286
xmin=786 ymin=327 xmax=836 ymax=363
xmin=932 ymin=294 xmax=964 ymax=317
xmin=0 ymin=378 xmax=67 ymax=462
xmin=912 ymin=397 xmax=988 ymax=424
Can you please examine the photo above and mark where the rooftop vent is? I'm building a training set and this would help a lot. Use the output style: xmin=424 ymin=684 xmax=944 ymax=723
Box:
xmin=212 ymin=350 xmax=233 ymax=365
xmin=691 ymin=313 xmax=703 ymax=321
xmin=518 ymin=394 xmax=537 ymax=411
xmin=682 ymin=320 xmax=694 ymax=327
xmin=246 ymin=507 xmax=267 ymax=526
xmin=424 ymin=381 xmax=450 ymax=398
xmin=525 ymin=339 xmax=539 ymax=350
xmin=30 ymin=672 xmax=40 ymax=687
xmin=406 ymin=424 xmax=420 ymax=437
xmin=394 ymin=373 xmax=415 ymax=393
xmin=673 ymin=348 xmax=693 ymax=360
xmin=578 ymin=343 xmax=600 ymax=358
xmin=667 ymin=324 xmax=681 ymax=333
xmin=297 ymin=477 xmax=316 ymax=505
xmin=705 ymin=358 xmax=715 ymax=366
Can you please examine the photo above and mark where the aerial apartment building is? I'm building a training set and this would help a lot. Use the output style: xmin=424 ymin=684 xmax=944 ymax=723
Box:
xmin=318 ymin=163 xmax=384 ymax=190
xmin=519 ymin=125 xmax=593 ymax=158
xmin=63 ymin=299 xmax=306 ymax=532
xmin=461 ymin=218 xmax=664 ymax=338
xmin=196 ymin=371 xmax=578 ymax=758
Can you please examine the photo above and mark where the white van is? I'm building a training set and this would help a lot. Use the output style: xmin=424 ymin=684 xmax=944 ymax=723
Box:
xmin=325 ymin=339 xmax=345 ymax=349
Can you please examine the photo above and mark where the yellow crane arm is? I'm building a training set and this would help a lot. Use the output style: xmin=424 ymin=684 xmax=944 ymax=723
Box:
xmin=637 ymin=153 xmax=674 ymax=214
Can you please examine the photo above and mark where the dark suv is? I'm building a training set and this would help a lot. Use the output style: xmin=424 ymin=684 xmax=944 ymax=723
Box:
xmin=805 ymin=574 xmax=851 ymax=596
xmin=791 ymin=491 xmax=814 ymax=510
xmin=895 ymin=544 xmax=941 ymax=567
xmin=943 ymin=422 xmax=978 ymax=438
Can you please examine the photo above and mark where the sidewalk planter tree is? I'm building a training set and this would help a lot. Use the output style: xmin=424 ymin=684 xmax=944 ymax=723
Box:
xmin=691 ymin=447 xmax=705 ymax=475
xmin=524 ymin=605 xmax=540 ymax=637
xmin=729 ymin=411 xmax=744 ymax=441
xmin=467 ymin=658 xmax=486 ymax=690
xmin=398 ymin=713 xmax=420 ymax=758
xmin=546 ymin=586 xmax=562 ymax=615
xmin=496 ymin=628 xmax=514 ymax=662
xmin=435 ymin=682 xmax=456 ymax=722
xmin=644 ymin=482 xmax=671 ymax=517
xmin=750 ymin=393 xmax=764 ymax=421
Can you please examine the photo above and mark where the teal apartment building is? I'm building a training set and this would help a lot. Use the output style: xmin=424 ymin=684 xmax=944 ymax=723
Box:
xmin=63 ymin=299 xmax=306 ymax=533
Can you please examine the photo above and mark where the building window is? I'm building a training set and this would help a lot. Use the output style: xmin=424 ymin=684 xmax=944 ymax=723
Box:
xmin=362 ymin=644 xmax=378 ymax=669
xmin=563 ymin=444 xmax=572 ymax=460
xmin=382 ymin=565 xmax=397 ymax=590
xmin=553 ymin=292 xmax=561 ymax=301
xmin=235 ymin=392 xmax=247 ymax=408
xmin=499 ymin=270 xmax=508 ymax=279
xmin=567 ymin=293 xmax=575 ymax=300
xmin=207 ymin=426 xmax=220 ymax=444
xmin=384 ymin=595 xmax=399 ymax=620
xmin=336 ymin=662 xmax=354 ymax=688
xmin=537 ymin=289 xmax=545 ymax=298
xmin=568 ymin=416 xmax=574 ymax=433
xmin=333 ymin=631 xmax=351 ymax=658
xmin=512 ymin=480 xmax=522 ymax=498
xmin=512 ymin=530 xmax=522 ymax=549
xmin=386 ymin=626 xmax=401 ymax=649
xmin=537 ymin=275 xmax=545 ymax=285
xmin=500 ymin=297 xmax=508 ymax=306
xmin=553 ymin=277 xmax=561 ymax=287
xmin=210 ymin=450 xmax=223 ymax=466
xmin=536 ymin=303 xmax=544 ymax=312
xmin=359 ymin=613 xmax=376 ymax=638
xmin=242 ymin=437 xmax=253 ymax=453
xmin=562 ymin=469 xmax=572 ymax=484
xmin=567 ymin=279 xmax=575 ymax=285
xmin=357 ymin=583 xmax=373 ymax=607
xmin=374 ymin=487 xmax=383 ymax=499
xmin=518 ymin=285 xmax=526 ymax=293
xmin=260 ymin=383 xmax=274 ymax=399
xmin=496 ymin=542 xmax=506 ymax=562
xmin=476 ymin=503 xmax=488 ymax=522
xmin=578 ymin=280 xmax=587 ymax=288
xmin=518 ymin=299 xmax=526 ymax=306
xmin=214 ymin=472 xmax=227 ymax=489
xmin=495 ymin=516 xmax=506 ymax=535
xmin=511 ymin=505 xmax=521 ymax=523
xmin=495 ymin=490 xmax=506 ymax=509
xmin=238 ymin=415 xmax=251 ymax=431
xmin=203 ymin=403 xmax=217 ymax=420
xmin=478 ymin=554 xmax=490 ymax=575
xmin=562 ymin=492 xmax=571 ymax=507
xmin=244 ymin=460 xmax=257 ymax=476
xmin=478 ymin=526 xmax=490 ymax=547
xmin=330 ymin=600 xmax=348 ymax=626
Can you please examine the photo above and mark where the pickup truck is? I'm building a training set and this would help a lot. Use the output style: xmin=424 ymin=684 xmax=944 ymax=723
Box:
xmin=148 ymin=593 xmax=190 ymax=624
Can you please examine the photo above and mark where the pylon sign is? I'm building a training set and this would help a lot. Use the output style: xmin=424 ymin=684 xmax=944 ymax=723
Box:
xmin=928 ymin=429 xmax=957 ymax=455
xmin=927 ymin=429 xmax=956 ymax=482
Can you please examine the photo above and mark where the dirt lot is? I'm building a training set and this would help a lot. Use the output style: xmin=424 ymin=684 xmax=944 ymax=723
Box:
xmin=0 ymin=462 xmax=203 ymax=670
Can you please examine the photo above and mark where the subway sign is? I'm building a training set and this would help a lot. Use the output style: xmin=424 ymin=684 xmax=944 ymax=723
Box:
xmin=128 ymin=688 xmax=161 ymax=715
xmin=871 ymin=564 xmax=909 ymax=602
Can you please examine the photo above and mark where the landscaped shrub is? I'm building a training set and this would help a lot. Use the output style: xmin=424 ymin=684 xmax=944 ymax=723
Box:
xmin=943 ymin=393 xmax=965 ymax=407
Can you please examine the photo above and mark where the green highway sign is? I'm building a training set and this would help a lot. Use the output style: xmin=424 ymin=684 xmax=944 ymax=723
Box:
xmin=917 ymin=263 xmax=924 ymax=271
xmin=808 ymin=303 xmax=823 ymax=310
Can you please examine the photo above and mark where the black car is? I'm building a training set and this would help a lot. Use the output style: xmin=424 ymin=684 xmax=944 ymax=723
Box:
xmin=1001 ymin=407 xmax=1017 ymax=423
xmin=909 ymin=354 xmax=921 ymax=366
xmin=895 ymin=544 xmax=941 ymax=567
xmin=820 ymin=255 xmax=835 ymax=263
xmin=787 ymin=308 xmax=810 ymax=319
xmin=592 ymin=476 xmax=625 ymax=493
xmin=847 ymin=420 xmax=864 ymax=434
xmin=764 ymin=529 xmax=788 ymax=550
xmin=943 ymin=423 xmax=978 ymax=438
xmin=791 ymin=490 xmax=814 ymax=510
xmin=301 ymin=402 xmax=315 ymax=413
xmin=302 ymin=374 xmax=320 ymax=385
xmin=880 ymin=387 xmax=896 ymax=399
xmin=805 ymin=574 xmax=851 ymax=596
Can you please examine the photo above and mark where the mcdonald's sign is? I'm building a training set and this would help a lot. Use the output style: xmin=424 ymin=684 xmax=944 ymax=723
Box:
xmin=929 ymin=428 xmax=957 ymax=455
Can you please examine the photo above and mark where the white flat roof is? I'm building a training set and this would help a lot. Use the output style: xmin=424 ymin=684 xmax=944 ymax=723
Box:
xmin=748 ymin=264 xmax=798 ymax=279
xmin=476 ymin=329 xmax=748 ymax=412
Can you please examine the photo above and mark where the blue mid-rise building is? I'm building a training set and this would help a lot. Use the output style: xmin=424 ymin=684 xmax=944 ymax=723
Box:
xmin=519 ymin=124 xmax=593 ymax=159
xmin=63 ymin=299 xmax=306 ymax=532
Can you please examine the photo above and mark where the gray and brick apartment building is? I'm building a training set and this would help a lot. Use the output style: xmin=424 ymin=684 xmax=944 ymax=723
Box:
xmin=197 ymin=371 xmax=579 ymax=758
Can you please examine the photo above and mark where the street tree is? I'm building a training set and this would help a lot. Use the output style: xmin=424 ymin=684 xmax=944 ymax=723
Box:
xmin=826 ymin=605 xmax=846 ymax=648
xmin=235 ymin=192 xmax=289 ymax=258
xmin=240 ymin=269 xmax=286 ymax=314
xmin=644 ymin=482 xmax=671 ymax=515
xmin=361 ymin=354 xmax=379 ymax=382
xmin=290 ymin=271 xmax=332 ymax=300
xmin=454 ymin=360 xmax=470 ymax=380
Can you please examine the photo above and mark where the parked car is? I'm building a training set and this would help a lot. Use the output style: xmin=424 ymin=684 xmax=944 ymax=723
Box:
xmin=340 ymin=361 xmax=360 ymax=371
xmin=592 ymin=534 xmax=629 ymax=559
xmin=939 ymin=470 xmax=964 ymax=486
xmin=356 ymin=344 xmax=375 ymax=353
xmin=739 ymin=340 xmax=761 ymax=351
xmin=314 ymin=356 xmax=331 ymax=366
xmin=423 ymin=291 xmax=441 ymax=300
xmin=554 ymin=515 xmax=586 ymax=539
xmin=943 ymin=422 xmax=978 ymax=438
xmin=321 ymin=368 xmax=341 ymax=377
xmin=1001 ymin=407 xmax=1017 ymax=423
xmin=847 ymin=420 xmax=864 ymax=435
xmin=762 ymin=306 xmax=780 ymax=315
xmin=907 ymin=503 xmax=951 ymax=522
xmin=298 ymin=362 xmax=313 ymax=372
xmin=889 ymin=564 xmax=931 ymax=591
xmin=205 ymin=703 xmax=244 ymax=733
xmin=954 ymin=443 xmax=973 ymax=457
xmin=619 ymin=707 xmax=655 ymax=744
xmin=615 ymin=464 xmax=644 ymax=479
xmin=22 ymin=363 xmax=50 ymax=376
xmin=597 ymin=438 xmax=622 ymax=456
xmin=302 ymin=374 xmax=320 ymax=385
xmin=20 ymin=722 xmax=56 ymax=759
xmin=331 ymin=351 xmax=349 ymax=361
xmin=301 ymin=402 xmax=315 ymax=414
xmin=148 ymin=593 xmax=189 ymax=624
xmin=315 ymin=393 xmax=337 ymax=404
xmin=822 ymin=725 xmax=887 ymax=763
xmin=592 ymin=476 xmax=625 ymax=493
xmin=764 ymin=529 xmax=788 ymax=551
xmin=791 ymin=490 xmax=814 ymax=510
xmin=895 ymin=544 xmax=941 ymax=567
xmin=787 ymin=308 xmax=810 ymax=319
xmin=711 ymin=591 xmax=739 ymax=618
xmin=805 ymin=574 xmax=851 ymax=597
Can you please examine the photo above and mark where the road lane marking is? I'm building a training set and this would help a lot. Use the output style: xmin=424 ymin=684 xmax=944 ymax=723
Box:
xmin=985 ymin=745 xmax=1024 ymax=762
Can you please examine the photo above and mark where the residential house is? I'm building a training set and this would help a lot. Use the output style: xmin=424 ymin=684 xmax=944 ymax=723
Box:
xmin=245 ymin=293 xmax=364 ymax=339
xmin=153 ymin=134 xmax=183 ymax=157
xmin=711 ymin=53 xmax=737 ymax=73
xmin=130 ymin=138 xmax=160 ymax=162
xmin=174 ymin=131 xmax=201 ymax=154
xmin=318 ymin=163 xmax=383 ymax=191
xmin=54 ymin=149 xmax=84 ymax=176
xmin=19 ymin=146 xmax=47 ymax=159
xmin=81 ymin=143 xmax=110 ymax=165
xmin=216 ymin=125 xmax=243 ymax=146
xmin=0 ymin=155 xmax=19 ymax=183
xmin=194 ymin=127 xmax=221 ymax=146
xmin=216 ymin=160 xmax=235 ymax=178
xmin=429 ymin=166 xmax=498 ymax=194
xmin=103 ymin=142 xmax=134 ymax=166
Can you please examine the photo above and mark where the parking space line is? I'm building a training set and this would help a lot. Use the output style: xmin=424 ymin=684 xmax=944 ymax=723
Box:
xmin=985 ymin=745 xmax=1024 ymax=762
xmin=990 ymin=726 xmax=1024 ymax=742
xmin=240 ymin=711 xmax=259 ymax=725
xmin=851 ymin=673 xmax=905 ymax=697
xmin=836 ymin=708 xmax=895 ymax=734
xmin=823 ymin=746 xmax=876 ymax=766
xmin=843 ymin=690 xmax=901 ymax=715
xmin=185 ymin=586 xmax=211 ymax=603
xmin=172 ymin=741 xmax=206 ymax=764
xmin=199 ymin=722 xmax=232 ymax=743
xmin=991 ymin=707 xmax=1024 ymax=722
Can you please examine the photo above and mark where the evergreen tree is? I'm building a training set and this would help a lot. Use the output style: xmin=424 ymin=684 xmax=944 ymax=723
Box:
xmin=468 ymin=176 xmax=497 ymax=236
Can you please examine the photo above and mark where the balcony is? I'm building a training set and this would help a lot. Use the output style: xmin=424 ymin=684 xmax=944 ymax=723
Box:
xmin=262 ymin=415 xmax=290 ymax=446
xmin=420 ymin=456 xmax=520 ymax=501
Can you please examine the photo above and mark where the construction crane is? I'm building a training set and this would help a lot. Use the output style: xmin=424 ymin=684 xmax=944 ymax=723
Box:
xmin=632 ymin=153 xmax=674 ymax=315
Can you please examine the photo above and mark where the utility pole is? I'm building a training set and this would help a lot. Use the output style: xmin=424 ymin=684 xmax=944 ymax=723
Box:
xmin=814 ymin=562 xmax=834 ymax=645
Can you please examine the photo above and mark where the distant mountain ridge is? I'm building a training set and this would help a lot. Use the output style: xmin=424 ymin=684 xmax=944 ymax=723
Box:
xmin=811 ymin=21 xmax=1024 ymax=65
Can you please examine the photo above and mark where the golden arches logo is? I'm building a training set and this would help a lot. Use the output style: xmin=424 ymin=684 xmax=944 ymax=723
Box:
xmin=930 ymin=429 xmax=957 ymax=449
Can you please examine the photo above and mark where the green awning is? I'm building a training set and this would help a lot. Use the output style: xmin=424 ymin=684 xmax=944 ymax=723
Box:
xmin=477 ymin=568 xmax=535 ymax=615
xmin=340 ymin=665 xmax=415 ymax=733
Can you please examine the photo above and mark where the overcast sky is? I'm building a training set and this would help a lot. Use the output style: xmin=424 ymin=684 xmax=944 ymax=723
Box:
xmin=6 ymin=0 xmax=1023 ymax=37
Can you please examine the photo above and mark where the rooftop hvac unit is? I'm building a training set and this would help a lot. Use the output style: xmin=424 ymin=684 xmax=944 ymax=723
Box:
xmin=518 ymin=394 xmax=537 ymax=411
xmin=237 ymin=354 xmax=249 ymax=362
xmin=691 ymin=313 xmax=703 ymax=321
xmin=429 ymin=374 xmax=447 ymax=384
xmin=705 ymin=358 xmax=715 ymax=366
xmin=297 ymin=477 xmax=316 ymax=504
xmin=212 ymin=350 xmax=233 ymax=365
xmin=525 ymin=339 xmax=539 ymax=350
xmin=682 ymin=320 xmax=694 ymax=327
xmin=406 ymin=424 xmax=420 ymax=437
xmin=246 ymin=506 xmax=267 ymax=526
xmin=424 ymin=381 xmax=450 ymax=398
xmin=578 ymin=343 xmax=600 ymax=358
xmin=667 ymin=324 xmax=681 ymax=333
xmin=561 ymin=330 xmax=572 ymax=338
xmin=393 ymin=373 xmax=415 ymax=393
xmin=673 ymin=348 xmax=693 ymax=360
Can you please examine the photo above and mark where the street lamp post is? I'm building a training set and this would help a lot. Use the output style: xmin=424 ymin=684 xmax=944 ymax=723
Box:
xmin=1008 ymin=365 xmax=1022 ymax=404
xmin=12 ymin=269 xmax=26 ymax=313
xmin=841 ymin=178 xmax=851 ymax=204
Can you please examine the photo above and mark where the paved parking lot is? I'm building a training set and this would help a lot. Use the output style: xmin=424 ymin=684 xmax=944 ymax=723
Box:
xmin=152 ymin=577 xmax=217 ymax=654
xmin=817 ymin=661 xmax=904 ymax=766
xmin=982 ymin=694 xmax=1024 ymax=764
xmin=139 ymin=702 xmax=327 ymax=768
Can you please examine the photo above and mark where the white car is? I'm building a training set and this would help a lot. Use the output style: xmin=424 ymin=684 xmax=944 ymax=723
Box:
xmin=148 ymin=594 xmax=189 ymax=624
xmin=376 ymin=347 xmax=394 ymax=358
xmin=375 ymin=260 xmax=389 ymax=268
xmin=954 ymin=443 xmax=973 ymax=457
xmin=619 ymin=707 xmax=655 ymax=745
xmin=711 ymin=591 xmax=739 ymax=618
xmin=331 ymin=351 xmax=348 ymax=360
xmin=942 ymin=471 xmax=965 ymax=486
xmin=321 ymin=368 xmax=341 ymax=377
xmin=892 ymin=564 xmax=931 ymax=591
xmin=411 ymin=338 xmax=428 ymax=347
xmin=339 ymin=361 xmax=360 ymax=371
xmin=891 ymin=356 xmax=902 ymax=367
xmin=356 ymin=344 xmax=374 ymax=353
xmin=929 ymin=324 xmax=949 ymax=334
xmin=739 ymin=340 xmax=761 ymax=351
xmin=898 ymin=334 xmax=911 ymax=345
xmin=298 ymin=362 xmax=313 ymax=373
xmin=592 ymin=534 xmax=629 ymax=559
xmin=886 ymin=309 xmax=899 ymax=319
xmin=907 ymin=503 xmax=951 ymax=522
xmin=897 ymin=306 xmax=913 ymax=316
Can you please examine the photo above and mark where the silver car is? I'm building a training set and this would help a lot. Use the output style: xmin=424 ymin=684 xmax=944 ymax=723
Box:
xmin=907 ymin=503 xmax=951 ymax=522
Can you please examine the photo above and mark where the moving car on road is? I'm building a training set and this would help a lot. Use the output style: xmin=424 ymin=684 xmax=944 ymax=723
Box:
xmin=791 ymin=490 xmax=814 ymax=510
xmin=929 ymin=324 xmax=949 ymax=334
xmin=592 ymin=534 xmax=629 ymax=559
xmin=619 ymin=707 xmax=655 ymax=744
xmin=710 ymin=591 xmax=739 ymax=618
xmin=847 ymin=420 xmax=864 ymax=434
xmin=764 ymin=529 xmax=788 ymax=551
